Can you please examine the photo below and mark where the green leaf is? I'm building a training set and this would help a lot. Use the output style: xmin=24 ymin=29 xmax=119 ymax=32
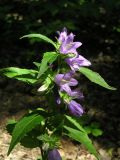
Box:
xmin=79 ymin=67 xmax=116 ymax=90
xmin=33 ymin=62 xmax=41 ymax=69
xmin=37 ymin=157 xmax=42 ymax=160
xmin=37 ymin=134 xmax=59 ymax=149
xmin=7 ymin=114 xmax=44 ymax=155
xmin=20 ymin=34 xmax=57 ymax=48
xmin=64 ymin=126 xmax=99 ymax=160
xmin=6 ymin=119 xmax=17 ymax=135
xmin=84 ymin=126 xmax=92 ymax=134
xmin=37 ymin=52 xmax=58 ymax=78
xmin=65 ymin=115 xmax=85 ymax=133
xmin=0 ymin=67 xmax=37 ymax=77
xmin=0 ymin=67 xmax=38 ymax=84
xmin=91 ymin=129 xmax=103 ymax=137
xmin=38 ymin=73 xmax=53 ymax=92
xmin=15 ymin=75 xmax=37 ymax=84
xmin=7 ymin=119 xmax=17 ymax=125
xmin=20 ymin=135 xmax=40 ymax=148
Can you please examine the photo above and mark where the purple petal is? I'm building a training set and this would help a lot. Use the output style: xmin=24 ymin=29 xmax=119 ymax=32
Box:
xmin=55 ymin=74 xmax=64 ymax=85
xmin=48 ymin=149 xmax=62 ymax=160
xmin=66 ymin=42 xmax=82 ymax=53
xmin=60 ymin=84 xmax=71 ymax=95
xmin=63 ymin=72 xmax=72 ymax=80
xmin=66 ymin=54 xmax=91 ymax=71
xmin=69 ymin=88 xmax=84 ymax=99
xmin=58 ymin=28 xmax=82 ymax=55
xmin=55 ymin=72 xmax=75 ymax=87
xmin=63 ymin=71 xmax=74 ymax=80
xmin=59 ymin=42 xmax=82 ymax=54
xmin=62 ymin=72 xmax=78 ymax=86
xmin=65 ymin=33 xmax=75 ymax=44
xmin=68 ymin=100 xmax=84 ymax=117
xmin=58 ymin=28 xmax=67 ymax=43
xmin=77 ymin=55 xmax=91 ymax=66
xmin=68 ymin=78 xmax=78 ymax=86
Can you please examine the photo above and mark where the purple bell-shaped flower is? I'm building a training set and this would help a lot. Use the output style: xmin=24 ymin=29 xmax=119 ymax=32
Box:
xmin=48 ymin=148 xmax=62 ymax=160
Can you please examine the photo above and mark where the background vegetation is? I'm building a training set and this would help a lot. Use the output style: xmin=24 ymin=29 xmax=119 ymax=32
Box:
xmin=0 ymin=0 xmax=120 ymax=67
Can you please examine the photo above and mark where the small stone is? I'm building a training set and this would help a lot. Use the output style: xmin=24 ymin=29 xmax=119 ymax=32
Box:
xmin=99 ymin=148 xmax=111 ymax=160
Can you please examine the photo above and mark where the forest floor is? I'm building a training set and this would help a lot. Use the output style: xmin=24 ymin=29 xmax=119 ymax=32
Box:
xmin=0 ymin=54 xmax=120 ymax=160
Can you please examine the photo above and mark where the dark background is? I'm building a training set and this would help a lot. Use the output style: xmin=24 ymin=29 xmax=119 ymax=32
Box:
xmin=0 ymin=0 xmax=120 ymax=67
xmin=0 ymin=0 xmax=120 ymax=159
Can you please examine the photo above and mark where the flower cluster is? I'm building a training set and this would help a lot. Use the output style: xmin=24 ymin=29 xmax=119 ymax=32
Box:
xmin=55 ymin=28 xmax=91 ymax=117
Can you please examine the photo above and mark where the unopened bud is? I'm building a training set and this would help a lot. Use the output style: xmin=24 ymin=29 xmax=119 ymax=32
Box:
xmin=38 ymin=84 xmax=48 ymax=92
xmin=48 ymin=148 xmax=62 ymax=160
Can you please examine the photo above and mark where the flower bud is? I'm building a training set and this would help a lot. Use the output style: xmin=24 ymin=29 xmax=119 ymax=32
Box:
xmin=38 ymin=84 xmax=48 ymax=92
xmin=67 ymin=100 xmax=83 ymax=117
xmin=48 ymin=148 xmax=62 ymax=160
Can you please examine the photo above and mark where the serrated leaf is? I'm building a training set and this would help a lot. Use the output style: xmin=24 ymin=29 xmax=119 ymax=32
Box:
xmin=7 ymin=114 xmax=44 ymax=155
xmin=0 ymin=67 xmax=38 ymax=84
xmin=65 ymin=115 xmax=85 ymax=133
xmin=37 ymin=52 xmax=58 ymax=78
xmin=79 ymin=67 xmax=116 ymax=90
xmin=20 ymin=34 xmax=57 ymax=48
xmin=64 ymin=126 xmax=99 ymax=160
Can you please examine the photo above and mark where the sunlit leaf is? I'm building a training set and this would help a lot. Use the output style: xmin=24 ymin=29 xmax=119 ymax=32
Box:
xmin=7 ymin=114 xmax=44 ymax=155
xmin=65 ymin=115 xmax=85 ymax=133
xmin=37 ymin=52 xmax=58 ymax=78
xmin=0 ymin=67 xmax=38 ymax=84
xmin=64 ymin=126 xmax=99 ymax=159
xmin=0 ymin=67 xmax=37 ymax=77
xmin=15 ymin=74 xmax=37 ymax=84
xmin=20 ymin=34 xmax=57 ymax=48
xmin=79 ymin=67 xmax=116 ymax=90
xmin=33 ymin=62 xmax=41 ymax=69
